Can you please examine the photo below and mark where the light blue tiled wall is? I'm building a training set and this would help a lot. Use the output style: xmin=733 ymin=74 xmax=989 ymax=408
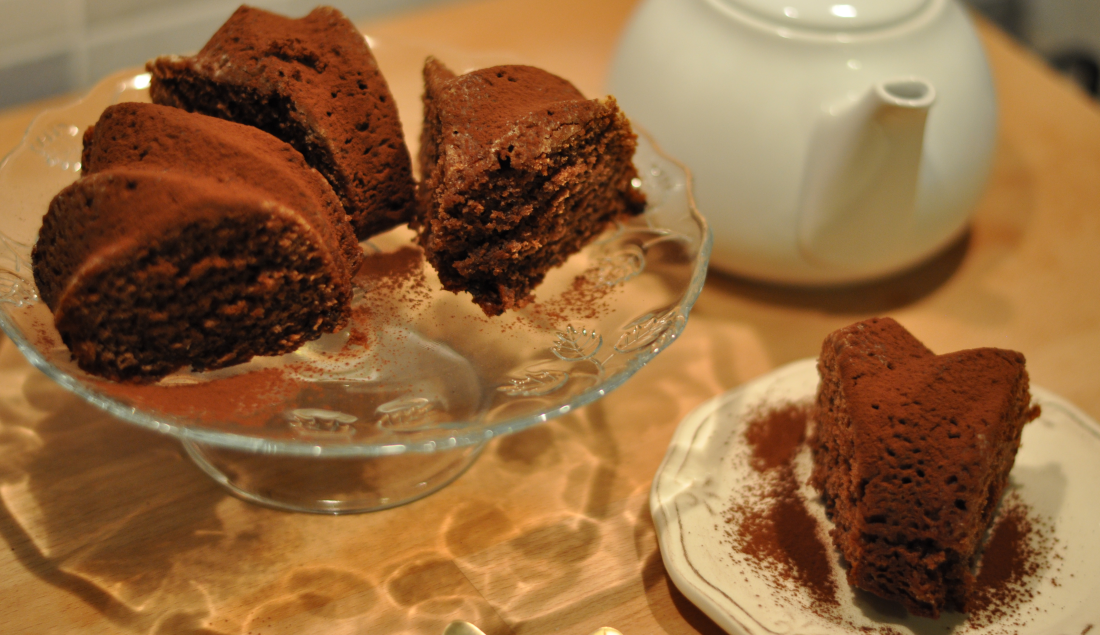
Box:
xmin=0 ymin=0 xmax=450 ymax=108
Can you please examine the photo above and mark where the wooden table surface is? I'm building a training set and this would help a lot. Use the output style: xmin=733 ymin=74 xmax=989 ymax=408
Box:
xmin=2 ymin=0 xmax=1099 ymax=633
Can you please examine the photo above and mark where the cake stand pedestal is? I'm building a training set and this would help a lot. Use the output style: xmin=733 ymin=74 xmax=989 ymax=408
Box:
xmin=181 ymin=438 xmax=486 ymax=514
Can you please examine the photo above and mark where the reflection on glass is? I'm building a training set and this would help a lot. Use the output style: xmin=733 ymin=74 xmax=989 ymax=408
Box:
xmin=830 ymin=4 xmax=858 ymax=18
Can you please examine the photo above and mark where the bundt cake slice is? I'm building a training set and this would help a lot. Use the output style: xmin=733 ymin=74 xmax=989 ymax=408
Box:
xmin=32 ymin=103 xmax=359 ymax=383
xmin=416 ymin=58 xmax=646 ymax=316
xmin=147 ymin=5 xmax=416 ymax=239
xmin=79 ymin=102 xmax=361 ymax=268
xmin=809 ymin=317 xmax=1041 ymax=617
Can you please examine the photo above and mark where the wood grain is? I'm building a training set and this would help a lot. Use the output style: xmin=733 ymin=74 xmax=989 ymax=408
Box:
xmin=1 ymin=1 xmax=1098 ymax=633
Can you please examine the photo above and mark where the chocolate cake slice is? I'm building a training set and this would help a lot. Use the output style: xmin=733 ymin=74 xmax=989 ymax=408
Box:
xmin=809 ymin=317 xmax=1040 ymax=617
xmin=147 ymin=5 xmax=416 ymax=239
xmin=416 ymin=58 xmax=646 ymax=315
xmin=32 ymin=103 xmax=360 ymax=383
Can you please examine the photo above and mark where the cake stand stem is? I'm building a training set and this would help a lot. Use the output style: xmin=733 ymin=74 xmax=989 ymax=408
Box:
xmin=180 ymin=438 xmax=486 ymax=514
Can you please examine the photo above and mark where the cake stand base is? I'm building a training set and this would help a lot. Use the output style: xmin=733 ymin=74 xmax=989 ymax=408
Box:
xmin=181 ymin=439 xmax=486 ymax=514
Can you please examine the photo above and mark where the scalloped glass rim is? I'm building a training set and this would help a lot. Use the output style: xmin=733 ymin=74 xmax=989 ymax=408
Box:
xmin=0 ymin=58 xmax=711 ymax=458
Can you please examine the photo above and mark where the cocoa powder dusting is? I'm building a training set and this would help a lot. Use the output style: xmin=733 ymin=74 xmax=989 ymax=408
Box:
xmin=736 ymin=477 xmax=838 ymax=608
xmin=522 ymin=266 xmax=621 ymax=330
xmin=967 ymin=494 xmax=1058 ymax=630
xmin=354 ymin=245 xmax=427 ymax=297
xmin=728 ymin=403 xmax=840 ymax=611
xmin=347 ymin=245 xmax=431 ymax=349
xmin=744 ymin=402 xmax=808 ymax=472
xmin=726 ymin=402 xmax=1060 ymax=633
xmin=95 ymin=367 xmax=297 ymax=427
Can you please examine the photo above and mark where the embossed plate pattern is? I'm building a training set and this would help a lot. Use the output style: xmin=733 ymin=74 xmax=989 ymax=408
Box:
xmin=652 ymin=358 xmax=1100 ymax=635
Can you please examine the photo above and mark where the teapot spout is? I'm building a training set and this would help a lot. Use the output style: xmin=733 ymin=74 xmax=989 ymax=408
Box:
xmin=797 ymin=77 xmax=936 ymax=273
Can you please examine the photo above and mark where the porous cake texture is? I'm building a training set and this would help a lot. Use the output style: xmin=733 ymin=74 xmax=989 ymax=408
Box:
xmin=32 ymin=102 xmax=360 ymax=383
xmin=809 ymin=317 xmax=1040 ymax=617
xmin=416 ymin=58 xmax=646 ymax=316
xmin=147 ymin=4 xmax=416 ymax=239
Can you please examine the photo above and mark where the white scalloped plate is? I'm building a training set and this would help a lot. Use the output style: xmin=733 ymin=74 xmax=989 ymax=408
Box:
xmin=652 ymin=358 xmax=1100 ymax=635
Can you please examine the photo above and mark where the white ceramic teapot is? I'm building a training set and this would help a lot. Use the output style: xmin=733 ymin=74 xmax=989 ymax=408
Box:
xmin=608 ymin=0 xmax=997 ymax=284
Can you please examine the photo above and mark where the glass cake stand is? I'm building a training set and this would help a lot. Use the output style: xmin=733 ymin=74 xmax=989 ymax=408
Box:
xmin=0 ymin=44 xmax=710 ymax=514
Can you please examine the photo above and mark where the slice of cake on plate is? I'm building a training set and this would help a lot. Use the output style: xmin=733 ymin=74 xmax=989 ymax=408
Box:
xmin=147 ymin=5 xmax=416 ymax=239
xmin=809 ymin=317 xmax=1040 ymax=617
xmin=415 ymin=58 xmax=646 ymax=316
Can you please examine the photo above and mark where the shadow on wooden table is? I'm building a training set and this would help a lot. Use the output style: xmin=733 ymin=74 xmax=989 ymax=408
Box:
xmin=703 ymin=230 xmax=971 ymax=316
xmin=0 ymin=337 xmax=514 ymax=634
xmin=0 ymin=362 xmax=228 ymax=633
xmin=641 ymin=540 xmax=726 ymax=635
xmin=0 ymin=329 xmax=723 ymax=634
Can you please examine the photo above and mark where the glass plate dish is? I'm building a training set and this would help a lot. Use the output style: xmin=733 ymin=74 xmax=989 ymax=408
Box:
xmin=0 ymin=39 xmax=710 ymax=514
xmin=652 ymin=359 xmax=1100 ymax=635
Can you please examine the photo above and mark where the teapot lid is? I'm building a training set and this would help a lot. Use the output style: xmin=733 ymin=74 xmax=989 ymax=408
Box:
xmin=714 ymin=0 xmax=933 ymax=31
